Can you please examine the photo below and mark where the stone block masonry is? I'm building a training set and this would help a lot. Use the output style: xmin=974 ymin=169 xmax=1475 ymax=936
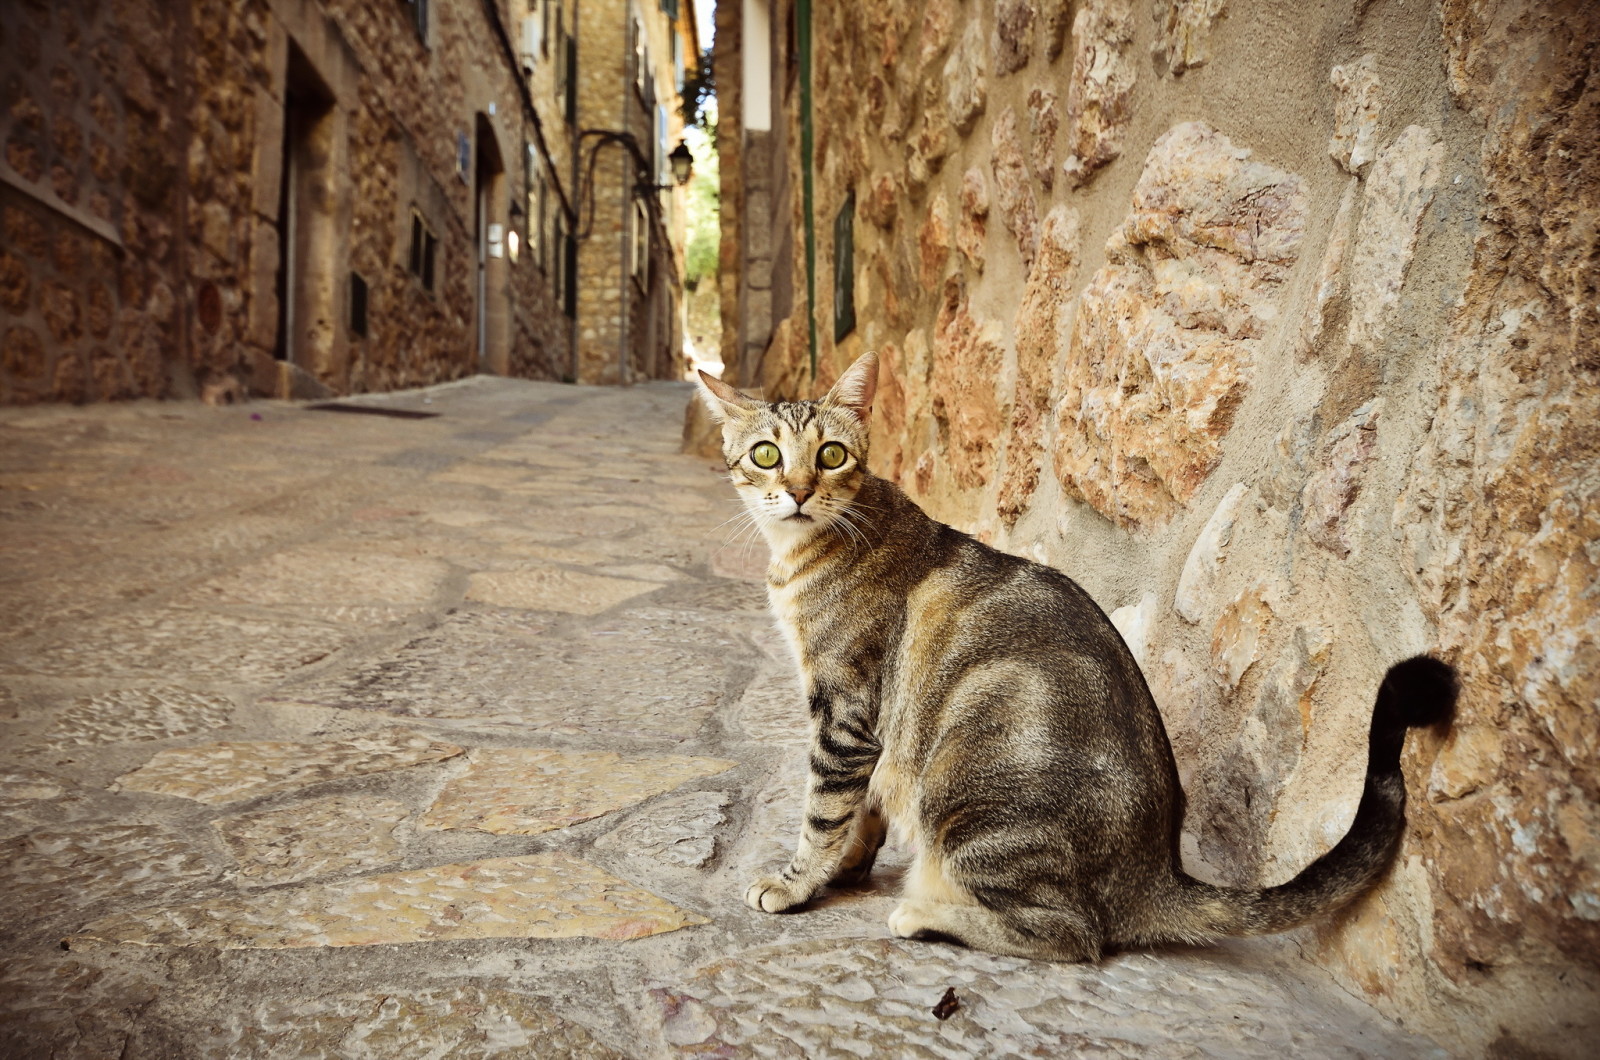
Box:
xmin=735 ymin=0 xmax=1600 ymax=1053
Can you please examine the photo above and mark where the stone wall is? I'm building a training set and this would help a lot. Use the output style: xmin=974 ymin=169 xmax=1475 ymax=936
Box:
xmin=3 ymin=0 xmax=576 ymax=404
xmin=574 ymin=0 xmax=691 ymax=385
xmin=749 ymin=0 xmax=1599 ymax=1052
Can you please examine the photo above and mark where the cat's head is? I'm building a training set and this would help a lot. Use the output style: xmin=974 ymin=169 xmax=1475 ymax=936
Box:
xmin=696 ymin=352 xmax=878 ymax=549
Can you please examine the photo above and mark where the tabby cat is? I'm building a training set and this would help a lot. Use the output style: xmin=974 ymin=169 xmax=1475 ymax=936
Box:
xmin=697 ymin=351 xmax=1455 ymax=960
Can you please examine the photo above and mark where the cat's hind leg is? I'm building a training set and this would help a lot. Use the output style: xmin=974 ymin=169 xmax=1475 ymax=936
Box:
xmin=888 ymin=852 xmax=1102 ymax=961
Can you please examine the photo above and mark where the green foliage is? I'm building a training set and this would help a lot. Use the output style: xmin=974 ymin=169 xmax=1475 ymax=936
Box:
xmin=680 ymin=47 xmax=717 ymax=135
xmin=683 ymin=127 xmax=720 ymax=290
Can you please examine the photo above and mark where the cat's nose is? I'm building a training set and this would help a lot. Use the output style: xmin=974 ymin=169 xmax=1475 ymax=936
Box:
xmin=788 ymin=488 xmax=814 ymax=508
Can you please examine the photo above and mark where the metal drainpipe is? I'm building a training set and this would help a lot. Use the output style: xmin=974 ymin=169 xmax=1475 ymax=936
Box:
xmin=617 ymin=46 xmax=632 ymax=386
xmin=797 ymin=0 xmax=816 ymax=381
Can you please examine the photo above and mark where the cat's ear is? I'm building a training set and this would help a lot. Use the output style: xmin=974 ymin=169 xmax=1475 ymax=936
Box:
xmin=696 ymin=370 xmax=761 ymax=423
xmin=823 ymin=351 xmax=879 ymax=424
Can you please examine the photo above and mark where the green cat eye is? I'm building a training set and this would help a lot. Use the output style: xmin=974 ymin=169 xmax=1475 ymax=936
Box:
xmin=750 ymin=442 xmax=782 ymax=469
xmin=818 ymin=442 xmax=848 ymax=470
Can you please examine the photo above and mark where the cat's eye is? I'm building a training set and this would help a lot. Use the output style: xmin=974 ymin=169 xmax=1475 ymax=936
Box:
xmin=818 ymin=442 xmax=848 ymax=470
xmin=750 ymin=442 xmax=781 ymax=469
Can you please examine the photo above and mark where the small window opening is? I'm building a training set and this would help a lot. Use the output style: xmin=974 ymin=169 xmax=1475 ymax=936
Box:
xmin=350 ymin=272 xmax=369 ymax=338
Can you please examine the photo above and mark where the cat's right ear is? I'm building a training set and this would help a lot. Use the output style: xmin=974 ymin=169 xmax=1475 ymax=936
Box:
xmin=696 ymin=370 xmax=761 ymax=424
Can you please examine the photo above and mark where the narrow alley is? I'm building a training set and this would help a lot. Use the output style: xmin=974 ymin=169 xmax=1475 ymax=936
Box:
xmin=0 ymin=380 xmax=1445 ymax=1057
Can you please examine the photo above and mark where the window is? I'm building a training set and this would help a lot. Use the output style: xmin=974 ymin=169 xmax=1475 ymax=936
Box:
xmin=632 ymin=200 xmax=649 ymax=280
xmin=349 ymin=272 xmax=369 ymax=337
xmin=402 ymin=0 xmax=429 ymax=44
xmin=408 ymin=210 xmax=439 ymax=292
xmin=633 ymin=16 xmax=648 ymax=99
xmin=833 ymin=194 xmax=855 ymax=341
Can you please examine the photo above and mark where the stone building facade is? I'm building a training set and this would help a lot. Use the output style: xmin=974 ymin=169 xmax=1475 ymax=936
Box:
xmin=722 ymin=0 xmax=1599 ymax=1053
xmin=571 ymin=0 xmax=698 ymax=384
xmin=1 ymin=0 xmax=696 ymax=404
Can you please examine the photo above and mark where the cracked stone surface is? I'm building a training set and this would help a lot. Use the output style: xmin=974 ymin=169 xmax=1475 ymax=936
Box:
xmin=214 ymin=794 xmax=409 ymax=885
xmin=647 ymin=937 xmax=1442 ymax=1058
xmin=189 ymin=987 xmax=629 ymax=1059
xmin=38 ymin=686 xmax=234 ymax=748
xmin=113 ymin=730 xmax=465 ymax=805
xmin=420 ymin=747 xmax=736 ymax=836
xmin=0 ymin=379 xmax=1443 ymax=1055
xmin=69 ymin=852 xmax=707 ymax=949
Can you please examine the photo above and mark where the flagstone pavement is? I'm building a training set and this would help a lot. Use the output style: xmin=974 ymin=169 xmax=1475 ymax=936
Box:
xmin=0 ymin=378 xmax=1447 ymax=1058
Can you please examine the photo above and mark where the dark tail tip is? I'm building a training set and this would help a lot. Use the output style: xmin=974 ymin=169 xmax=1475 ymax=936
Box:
xmin=1369 ymin=655 xmax=1458 ymax=771
xmin=1381 ymin=655 xmax=1459 ymax=729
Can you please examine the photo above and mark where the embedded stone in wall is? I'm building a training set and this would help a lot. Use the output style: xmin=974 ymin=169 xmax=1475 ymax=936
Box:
xmin=68 ymin=852 xmax=708 ymax=949
xmin=906 ymin=109 xmax=953 ymax=190
xmin=1345 ymin=126 xmax=1443 ymax=356
xmin=1027 ymin=87 xmax=1059 ymax=189
xmin=113 ymin=730 xmax=463 ymax=805
xmin=1000 ymin=205 xmax=1082 ymax=526
xmin=214 ymin=794 xmax=407 ymax=886
xmin=872 ymin=329 xmax=936 ymax=486
xmin=1329 ymin=56 xmax=1382 ymax=175
xmin=917 ymin=0 xmax=958 ymax=71
xmin=992 ymin=0 xmax=1037 ymax=77
xmin=1038 ymin=0 xmax=1073 ymax=60
xmin=915 ymin=193 xmax=951 ymax=289
xmin=1061 ymin=0 xmax=1136 ymax=189
xmin=956 ymin=167 xmax=990 ymax=272
xmin=931 ymin=278 xmax=1008 ymax=492
xmin=1053 ymin=122 xmax=1308 ymax=528
xmin=864 ymin=172 xmax=899 ymax=229
xmin=944 ymin=21 xmax=988 ymax=135
xmin=39 ymin=686 xmax=233 ymax=749
xmin=1301 ymin=401 xmax=1381 ymax=557
xmin=1196 ymin=623 xmax=1331 ymax=880
xmin=990 ymin=108 xmax=1039 ymax=265
xmin=419 ymin=747 xmax=735 ymax=836
xmin=1292 ymin=178 xmax=1358 ymax=361
xmin=1109 ymin=591 xmax=1159 ymax=666
xmin=1152 ymin=0 xmax=1227 ymax=75
xmin=1210 ymin=581 xmax=1276 ymax=692
xmin=1174 ymin=482 xmax=1250 ymax=624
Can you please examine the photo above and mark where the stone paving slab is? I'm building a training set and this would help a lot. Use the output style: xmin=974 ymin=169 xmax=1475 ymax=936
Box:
xmin=0 ymin=378 xmax=1446 ymax=1057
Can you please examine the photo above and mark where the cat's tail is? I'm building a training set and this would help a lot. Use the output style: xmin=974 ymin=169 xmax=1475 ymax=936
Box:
xmin=1168 ymin=655 xmax=1457 ymax=941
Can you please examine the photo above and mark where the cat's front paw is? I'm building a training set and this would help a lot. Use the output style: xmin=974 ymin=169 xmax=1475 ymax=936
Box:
xmin=745 ymin=875 xmax=813 ymax=913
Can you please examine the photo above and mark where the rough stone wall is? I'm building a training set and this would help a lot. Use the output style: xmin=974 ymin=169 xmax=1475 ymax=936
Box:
xmin=3 ymin=0 xmax=575 ymax=405
xmin=574 ymin=0 xmax=689 ymax=385
xmin=1 ymin=0 xmax=188 ymax=403
xmin=751 ymin=0 xmax=1599 ymax=1052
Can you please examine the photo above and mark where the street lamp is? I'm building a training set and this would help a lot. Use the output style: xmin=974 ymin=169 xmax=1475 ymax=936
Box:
xmin=668 ymin=141 xmax=694 ymax=186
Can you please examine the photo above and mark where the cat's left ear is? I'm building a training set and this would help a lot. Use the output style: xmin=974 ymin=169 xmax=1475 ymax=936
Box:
xmin=696 ymin=370 xmax=762 ymax=423
xmin=823 ymin=352 xmax=878 ymax=424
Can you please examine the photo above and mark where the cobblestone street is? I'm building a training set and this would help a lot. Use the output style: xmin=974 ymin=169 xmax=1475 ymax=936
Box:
xmin=0 ymin=378 xmax=1447 ymax=1057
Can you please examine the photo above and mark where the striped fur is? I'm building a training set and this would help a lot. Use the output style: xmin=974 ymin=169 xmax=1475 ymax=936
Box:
xmin=697 ymin=353 xmax=1456 ymax=960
